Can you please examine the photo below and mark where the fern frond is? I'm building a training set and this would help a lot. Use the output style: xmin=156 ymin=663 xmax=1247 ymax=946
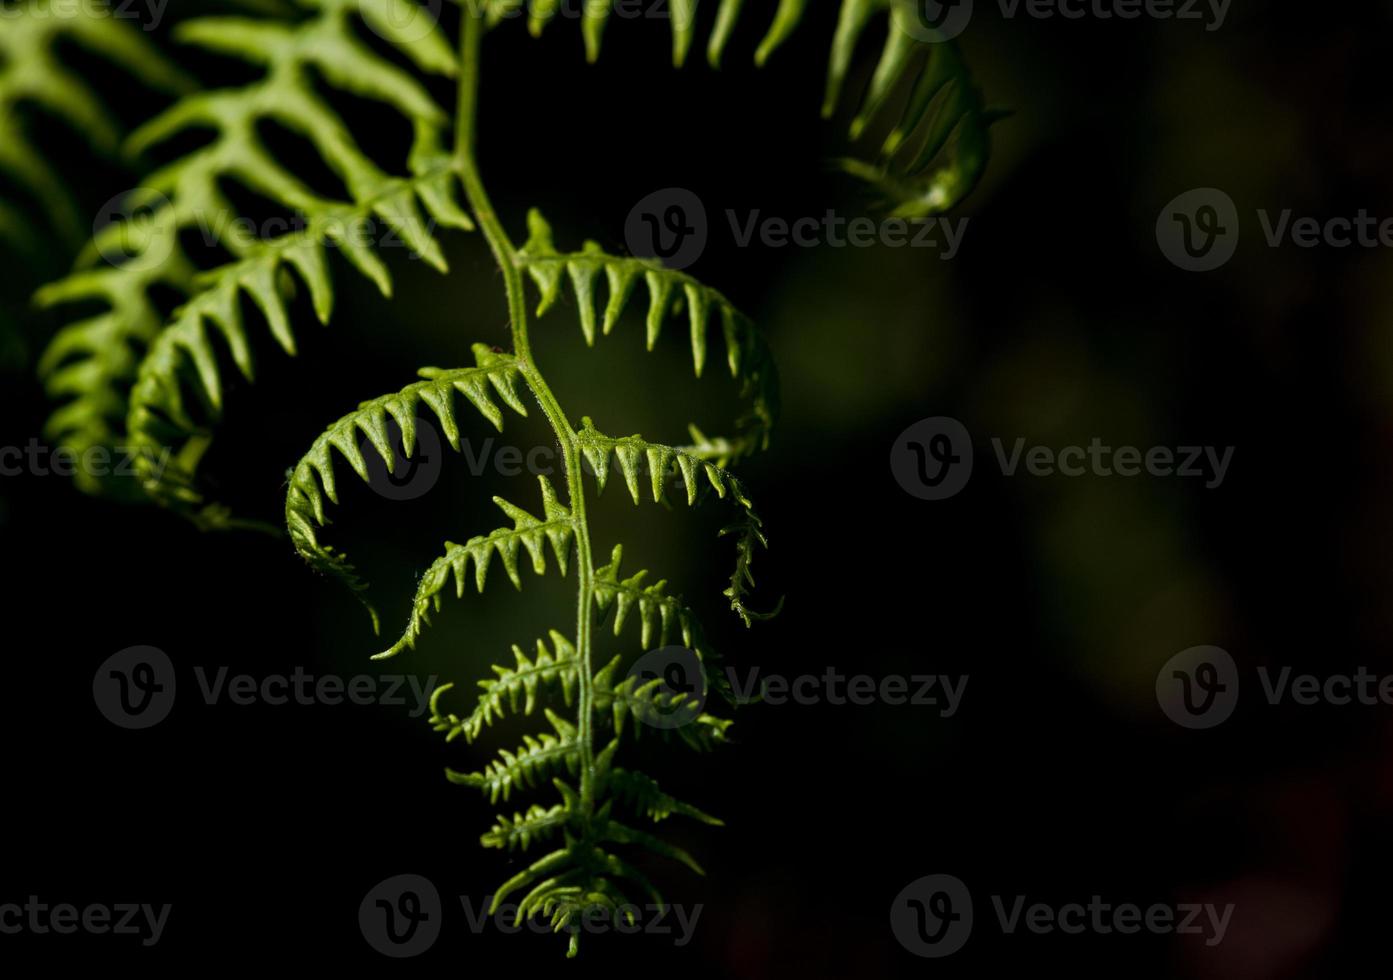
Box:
xmin=592 ymin=658 xmax=734 ymax=752
xmin=576 ymin=419 xmax=778 ymax=625
xmin=589 ymin=544 xmax=696 ymax=650
xmin=428 ymin=629 xmax=578 ymax=742
xmin=599 ymin=819 xmax=705 ymax=876
xmin=482 ymin=800 xmax=571 ymax=852
xmin=377 ymin=475 xmax=576 ymax=658
xmin=37 ymin=0 xmax=466 ymax=499
xmin=518 ymin=209 xmax=778 ymax=462
xmin=606 ymin=767 xmax=723 ymax=826
xmin=0 ymin=0 xmax=191 ymax=246
xmin=126 ymin=161 xmax=473 ymax=520
xmin=285 ymin=346 xmax=530 ymax=630
xmin=446 ymin=708 xmax=580 ymax=803
xmin=500 ymin=0 xmax=999 ymax=217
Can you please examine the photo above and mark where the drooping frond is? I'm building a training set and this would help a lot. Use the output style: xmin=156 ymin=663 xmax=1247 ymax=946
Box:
xmin=377 ymin=475 xmax=576 ymax=658
xmin=606 ymin=767 xmax=723 ymax=826
xmin=590 ymin=543 xmax=697 ymax=650
xmin=438 ymin=668 xmax=726 ymax=957
xmin=285 ymin=346 xmax=531 ymax=629
xmin=430 ymin=631 xmax=579 ymax=743
xmin=0 ymin=0 xmax=190 ymax=246
xmin=481 ymin=800 xmax=570 ymax=852
xmin=576 ymin=419 xmax=779 ymax=625
xmin=496 ymin=0 xmax=1000 ymax=217
xmin=593 ymin=654 xmax=734 ymax=752
xmin=37 ymin=0 xmax=466 ymax=499
xmin=517 ymin=209 xmax=778 ymax=462
xmin=126 ymin=164 xmax=473 ymax=521
xmin=445 ymin=708 xmax=580 ymax=803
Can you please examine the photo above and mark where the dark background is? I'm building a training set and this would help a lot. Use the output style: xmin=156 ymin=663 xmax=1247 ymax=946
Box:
xmin=3 ymin=0 xmax=1391 ymax=974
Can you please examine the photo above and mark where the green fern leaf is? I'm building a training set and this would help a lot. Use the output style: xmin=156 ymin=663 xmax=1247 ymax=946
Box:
xmin=482 ymin=799 xmax=571 ymax=852
xmin=429 ymin=630 xmax=579 ymax=742
xmin=518 ymin=209 xmax=778 ymax=462
xmin=37 ymin=0 xmax=465 ymax=500
xmin=592 ymin=660 xmax=734 ymax=752
xmin=576 ymin=419 xmax=779 ymax=625
xmin=499 ymin=0 xmax=999 ymax=217
xmin=126 ymin=162 xmax=473 ymax=521
xmin=377 ymin=475 xmax=576 ymax=658
xmin=606 ymin=767 xmax=723 ymax=826
xmin=0 ymin=0 xmax=191 ymax=246
xmin=446 ymin=707 xmax=580 ymax=803
xmin=285 ymin=345 xmax=531 ymax=629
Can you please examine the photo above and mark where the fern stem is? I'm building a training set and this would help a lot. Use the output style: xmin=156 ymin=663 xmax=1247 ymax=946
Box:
xmin=453 ymin=7 xmax=600 ymax=819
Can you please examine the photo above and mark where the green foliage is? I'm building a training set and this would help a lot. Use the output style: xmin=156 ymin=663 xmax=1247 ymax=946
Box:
xmin=0 ymin=0 xmax=189 ymax=375
xmin=23 ymin=0 xmax=998 ymax=956
xmin=493 ymin=0 xmax=1002 ymax=217
xmin=0 ymin=0 xmax=190 ymax=245
xmin=285 ymin=344 xmax=530 ymax=625
xmin=518 ymin=210 xmax=779 ymax=463
xmin=35 ymin=0 xmax=466 ymax=499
